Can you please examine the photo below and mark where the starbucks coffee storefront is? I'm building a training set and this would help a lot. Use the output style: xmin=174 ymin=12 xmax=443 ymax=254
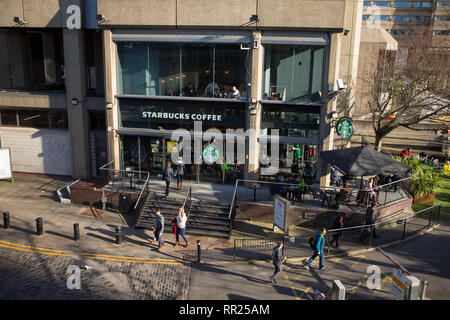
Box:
xmin=103 ymin=28 xmax=340 ymax=184
xmin=117 ymin=96 xmax=248 ymax=183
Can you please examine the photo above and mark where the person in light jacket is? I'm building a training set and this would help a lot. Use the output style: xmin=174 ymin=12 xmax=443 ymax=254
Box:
xmin=174 ymin=207 xmax=189 ymax=248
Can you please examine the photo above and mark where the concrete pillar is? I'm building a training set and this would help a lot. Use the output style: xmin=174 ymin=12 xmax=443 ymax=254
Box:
xmin=63 ymin=29 xmax=91 ymax=179
xmin=103 ymin=29 xmax=120 ymax=171
xmin=94 ymin=30 xmax=105 ymax=96
xmin=42 ymin=31 xmax=57 ymax=85
xmin=245 ymin=31 xmax=263 ymax=181
xmin=318 ymin=32 xmax=342 ymax=187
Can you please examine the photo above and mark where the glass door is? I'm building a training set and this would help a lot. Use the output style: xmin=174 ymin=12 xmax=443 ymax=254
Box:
xmin=140 ymin=136 xmax=164 ymax=178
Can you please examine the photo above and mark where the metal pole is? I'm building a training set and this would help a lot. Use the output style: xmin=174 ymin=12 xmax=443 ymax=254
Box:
xmin=402 ymin=219 xmax=407 ymax=240
xmin=115 ymin=226 xmax=122 ymax=244
xmin=3 ymin=211 xmax=10 ymax=229
xmin=73 ymin=223 xmax=80 ymax=241
xmin=233 ymin=239 xmax=236 ymax=262
xmin=197 ymin=240 xmax=202 ymax=263
xmin=36 ymin=218 xmax=43 ymax=236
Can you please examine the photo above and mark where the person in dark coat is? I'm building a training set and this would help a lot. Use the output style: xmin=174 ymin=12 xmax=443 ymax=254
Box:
xmin=329 ymin=216 xmax=344 ymax=248
xmin=270 ymin=241 xmax=286 ymax=284
xmin=365 ymin=201 xmax=379 ymax=239
xmin=162 ymin=163 xmax=174 ymax=196
xmin=153 ymin=209 xmax=165 ymax=252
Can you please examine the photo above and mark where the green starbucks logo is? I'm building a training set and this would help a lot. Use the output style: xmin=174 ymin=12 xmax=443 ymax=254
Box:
xmin=202 ymin=144 xmax=220 ymax=164
xmin=336 ymin=117 xmax=354 ymax=139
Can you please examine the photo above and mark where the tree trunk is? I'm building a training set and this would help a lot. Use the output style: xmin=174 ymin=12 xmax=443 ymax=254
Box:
xmin=374 ymin=133 xmax=383 ymax=151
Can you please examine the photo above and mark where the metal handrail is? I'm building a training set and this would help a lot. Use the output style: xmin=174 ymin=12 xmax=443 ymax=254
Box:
xmin=373 ymin=176 xmax=412 ymax=191
xmin=182 ymin=182 xmax=193 ymax=212
xmin=327 ymin=202 xmax=441 ymax=233
xmin=133 ymin=173 xmax=151 ymax=210
xmin=228 ymin=179 xmax=239 ymax=221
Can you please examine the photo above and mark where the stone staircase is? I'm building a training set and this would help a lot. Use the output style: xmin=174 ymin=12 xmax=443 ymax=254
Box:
xmin=134 ymin=196 xmax=232 ymax=239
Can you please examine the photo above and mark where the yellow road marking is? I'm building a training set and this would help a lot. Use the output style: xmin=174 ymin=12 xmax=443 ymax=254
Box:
xmin=0 ymin=240 xmax=182 ymax=265
xmin=0 ymin=243 xmax=70 ymax=256
xmin=299 ymin=287 xmax=312 ymax=299
xmin=0 ymin=240 xmax=63 ymax=253
xmin=81 ymin=253 xmax=180 ymax=262
xmin=84 ymin=256 xmax=182 ymax=265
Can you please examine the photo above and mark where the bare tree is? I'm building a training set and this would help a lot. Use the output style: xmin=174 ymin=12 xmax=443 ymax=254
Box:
xmin=368 ymin=30 xmax=450 ymax=151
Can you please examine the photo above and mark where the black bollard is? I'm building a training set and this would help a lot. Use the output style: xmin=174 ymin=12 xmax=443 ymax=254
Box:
xmin=197 ymin=240 xmax=202 ymax=263
xmin=73 ymin=223 xmax=80 ymax=241
xmin=115 ymin=226 xmax=122 ymax=245
xmin=36 ymin=218 xmax=43 ymax=236
xmin=3 ymin=212 xmax=10 ymax=229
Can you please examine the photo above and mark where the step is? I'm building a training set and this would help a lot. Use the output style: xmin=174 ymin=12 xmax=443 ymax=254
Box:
xmin=141 ymin=207 xmax=230 ymax=218
xmin=139 ymin=215 xmax=230 ymax=227
xmin=136 ymin=218 xmax=230 ymax=231
xmin=135 ymin=223 xmax=230 ymax=239
xmin=140 ymin=211 xmax=230 ymax=221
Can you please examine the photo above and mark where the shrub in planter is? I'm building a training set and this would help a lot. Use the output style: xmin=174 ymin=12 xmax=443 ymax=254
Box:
xmin=410 ymin=166 xmax=442 ymax=204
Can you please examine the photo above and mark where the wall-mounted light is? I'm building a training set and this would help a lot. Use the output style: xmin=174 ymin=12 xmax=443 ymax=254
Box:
xmin=250 ymin=14 xmax=261 ymax=22
xmin=96 ymin=14 xmax=109 ymax=23
xmin=13 ymin=17 xmax=27 ymax=26
xmin=71 ymin=98 xmax=78 ymax=105
xmin=106 ymin=102 xmax=113 ymax=109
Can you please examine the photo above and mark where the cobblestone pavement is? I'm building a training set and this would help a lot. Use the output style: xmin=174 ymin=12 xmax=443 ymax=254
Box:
xmin=0 ymin=244 xmax=190 ymax=300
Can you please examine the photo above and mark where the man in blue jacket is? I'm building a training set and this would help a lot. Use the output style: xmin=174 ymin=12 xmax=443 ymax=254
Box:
xmin=304 ymin=227 xmax=327 ymax=271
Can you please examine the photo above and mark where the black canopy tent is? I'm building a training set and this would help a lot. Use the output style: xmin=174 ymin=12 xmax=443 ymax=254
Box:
xmin=319 ymin=146 xmax=411 ymax=184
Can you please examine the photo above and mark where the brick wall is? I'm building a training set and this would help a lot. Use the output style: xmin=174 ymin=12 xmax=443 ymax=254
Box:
xmin=0 ymin=127 xmax=72 ymax=176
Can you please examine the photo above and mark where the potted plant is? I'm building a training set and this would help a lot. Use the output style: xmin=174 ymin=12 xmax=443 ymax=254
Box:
xmin=410 ymin=166 xmax=442 ymax=205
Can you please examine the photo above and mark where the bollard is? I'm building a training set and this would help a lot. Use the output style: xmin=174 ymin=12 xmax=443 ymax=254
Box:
xmin=420 ymin=280 xmax=428 ymax=300
xmin=197 ymin=240 xmax=202 ymax=263
xmin=36 ymin=218 xmax=43 ymax=236
xmin=115 ymin=226 xmax=122 ymax=245
xmin=3 ymin=211 xmax=10 ymax=229
xmin=73 ymin=223 xmax=80 ymax=241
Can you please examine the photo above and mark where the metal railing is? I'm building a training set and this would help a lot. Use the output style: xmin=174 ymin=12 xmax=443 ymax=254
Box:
xmin=98 ymin=160 xmax=151 ymax=214
xmin=232 ymin=203 xmax=440 ymax=261
xmin=229 ymin=177 xmax=411 ymax=211
xmin=182 ymin=182 xmax=193 ymax=216
xmin=227 ymin=179 xmax=240 ymax=239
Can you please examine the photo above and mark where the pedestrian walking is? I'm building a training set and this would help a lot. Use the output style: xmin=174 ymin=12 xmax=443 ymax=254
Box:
xmin=270 ymin=241 xmax=286 ymax=284
xmin=163 ymin=163 xmax=174 ymax=197
xmin=152 ymin=209 xmax=165 ymax=252
xmin=365 ymin=201 xmax=379 ymax=239
xmin=175 ymin=158 xmax=185 ymax=191
xmin=329 ymin=216 xmax=343 ymax=248
xmin=304 ymin=227 xmax=327 ymax=271
xmin=174 ymin=207 xmax=190 ymax=248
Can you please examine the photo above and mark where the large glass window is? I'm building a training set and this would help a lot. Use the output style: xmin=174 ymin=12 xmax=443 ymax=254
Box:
xmin=435 ymin=15 xmax=450 ymax=21
xmin=414 ymin=1 xmax=432 ymax=7
xmin=373 ymin=15 xmax=391 ymax=20
xmin=0 ymin=110 xmax=18 ymax=126
xmin=261 ymin=105 xmax=320 ymax=138
xmin=50 ymin=111 xmax=68 ymax=128
xmin=18 ymin=110 xmax=49 ymax=128
xmin=393 ymin=2 xmax=412 ymax=7
xmin=392 ymin=16 xmax=410 ymax=22
xmin=437 ymin=1 xmax=450 ymax=6
xmin=374 ymin=1 xmax=391 ymax=6
xmin=411 ymin=16 xmax=430 ymax=22
xmin=117 ymin=42 xmax=248 ymax=99
xmin=263 ymin=45 xmax=325 ymax=103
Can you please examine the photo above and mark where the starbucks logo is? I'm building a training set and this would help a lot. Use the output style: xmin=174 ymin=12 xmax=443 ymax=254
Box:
xmin=336 ymin=117 xmax=354 ymax=139
xmin=202 ymin=144 xmax=220 ymax=164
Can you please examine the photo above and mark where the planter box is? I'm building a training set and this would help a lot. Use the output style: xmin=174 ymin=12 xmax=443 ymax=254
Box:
xmin=413 ymin=193 xmax=435 ymax=205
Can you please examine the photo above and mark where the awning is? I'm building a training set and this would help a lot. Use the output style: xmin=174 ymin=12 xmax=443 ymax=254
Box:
xmin=112 ymin=30 xmax=251 ymax=44
xmin=261 ymin=32 xmax=329 ymax=45
xmin=319 ymin=146 xmax=411 ymax=177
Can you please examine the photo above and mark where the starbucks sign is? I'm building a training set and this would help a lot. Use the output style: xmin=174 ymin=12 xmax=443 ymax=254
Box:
xmin=336 ymin=117 xmax=354 ymax=139
xmin=202 ymin=144 xmax=220 ymax=164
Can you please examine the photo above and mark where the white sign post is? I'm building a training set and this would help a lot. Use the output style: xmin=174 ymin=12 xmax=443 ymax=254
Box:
xmin=273 ymin=195 xmax=290 ymax=235
xmin=391 ymin=268 xmax=406 ymax=300
xmin=0 ymin=148 xmax=13 ymax=182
